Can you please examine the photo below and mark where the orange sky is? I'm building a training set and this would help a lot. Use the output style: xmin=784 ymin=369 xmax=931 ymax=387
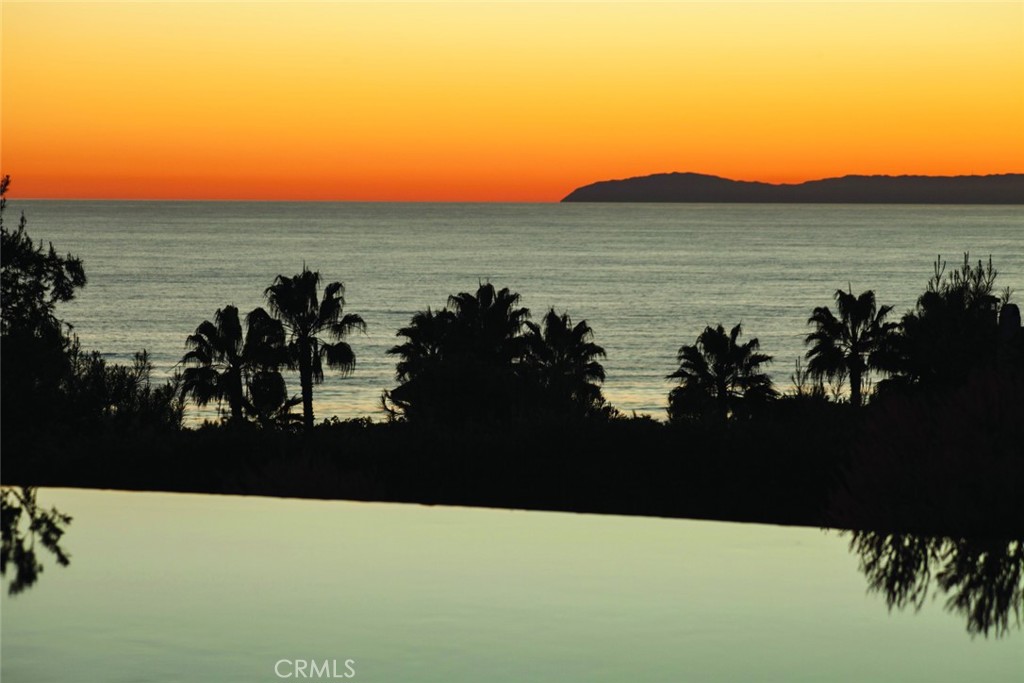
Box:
xmin=2 ymin=1 xmax=1022 ymax=201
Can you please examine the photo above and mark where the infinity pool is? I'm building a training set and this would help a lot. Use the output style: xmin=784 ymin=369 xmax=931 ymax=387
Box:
xmin=1 ymin=489 xmax=1020 ymax=682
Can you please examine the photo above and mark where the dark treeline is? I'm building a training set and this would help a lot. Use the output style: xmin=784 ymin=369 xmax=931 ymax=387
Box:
xmin=2 ymin=175 xmax=1023 ymax=541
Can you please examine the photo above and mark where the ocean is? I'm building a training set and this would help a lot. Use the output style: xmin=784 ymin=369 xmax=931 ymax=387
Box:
xmin=13 ymin=200 xmax=1023 ymax=421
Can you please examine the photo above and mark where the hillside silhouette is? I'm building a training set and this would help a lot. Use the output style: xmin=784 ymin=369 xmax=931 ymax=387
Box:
xmin=562 ymin=172 xmax=1024 ymax=203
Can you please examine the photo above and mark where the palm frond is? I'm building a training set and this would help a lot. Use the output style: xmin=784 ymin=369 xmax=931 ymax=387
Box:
xmin=322 ymin=340 xmax=357 ymax=375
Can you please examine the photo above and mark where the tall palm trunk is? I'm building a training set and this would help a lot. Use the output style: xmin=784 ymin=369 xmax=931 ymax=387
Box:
xmin=228 ymin=367 xmax=244 ymax=422
xmin=717 ymin=376 xmax=729 ymax=421
xmin=298 ymin=340 xmax=315 ymax=430
xmin=849 ymin=366 xmax=863 ymax=407
xmin=848 ymin=353 xmax=867 ymax=407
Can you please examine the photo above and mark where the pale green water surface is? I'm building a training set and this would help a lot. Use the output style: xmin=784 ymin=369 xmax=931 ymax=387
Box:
xmin=1 ymin=489 xmax=1020 ymax=681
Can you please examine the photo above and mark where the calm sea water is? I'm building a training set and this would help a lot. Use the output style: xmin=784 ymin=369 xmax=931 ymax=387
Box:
xmin=1 ymin=488 xmax=1020 ymax=682
xmin=13 ymin=200 xmax=1023 ymax=420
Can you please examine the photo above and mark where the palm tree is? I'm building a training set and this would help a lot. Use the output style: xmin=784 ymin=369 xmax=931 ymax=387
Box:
xmin=264 ymin=268 xmax=365 ymax=431
xmin=445 ymin=282 xmax=530 ymax=365
xmin=180 ymin=305 xmax=288 ymax=423
xmin=523 ymin=308 xmax=607 ymax=416
xmin=242 ymin=307 xmax=298 ymax=426
xmin=387 ymin=307 xmax=453 ymax=384
xmin=805 ymin=288 xmax=896 ymax=407
xmin=384 ymin=282 xmax=530 ymax=422
xmin=667 ymin=323 xmax=776 ymax=422
xmin=181 ymin=305 xmax=247 ymax=422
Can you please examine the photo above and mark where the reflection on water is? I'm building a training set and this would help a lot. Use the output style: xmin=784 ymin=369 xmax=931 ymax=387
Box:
xmin=849 ymin=531 xmax=1023 ymax=638
xmin=0 ymin=487 xmax=72 ymax=594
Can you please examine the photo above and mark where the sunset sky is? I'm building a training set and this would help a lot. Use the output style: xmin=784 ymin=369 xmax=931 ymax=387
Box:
xmin=2 ymin=1 xmax=1022 ymax=201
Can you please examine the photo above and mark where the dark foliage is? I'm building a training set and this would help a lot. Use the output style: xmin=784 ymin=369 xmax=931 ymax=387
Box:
xmin=65 ymin=346 xmax=185 ymax=431
xmin=667 ymin=323 xmax=776 ymax=423
xmin=265 ymin=268 xmax=366 ymax=431
xmin=386 ymin=283 xmax=610 ymax=423
xmin=384 ymin=301 xmax=508 ymax=420
xmin=522 ymin=308 xmax=610 ymax=418
xmin=180 ymin=305 xmax=297 ymax=426
xmin=805 ymin=287 xmax=896 ymax=406
xmin=830 ymin=370 xmax=1024 ymax=537
xmin=831 ymin=256 xmax=1024 ymax=538
xmin=0 ymin=176 xmax=87 ymax=430
xmin=3 ymin=407 xmax=856 ymax=528
xmin=1 ymin=178 xmax=182 ymax=446
xmin=0 ymin=176 xmax=86 ymax=338
xmin=877 ymin=254 xmax=1018 ymax=395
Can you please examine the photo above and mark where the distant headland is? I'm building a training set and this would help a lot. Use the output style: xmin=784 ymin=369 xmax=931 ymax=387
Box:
xmin=561 ymin=172 xmax=1024 ymax=204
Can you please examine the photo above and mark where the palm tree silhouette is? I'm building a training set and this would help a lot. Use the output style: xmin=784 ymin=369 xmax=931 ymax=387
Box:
xmin=523 ymin=308 xmax=606 ymax=416
xmin=667 ymin=323 xmax=775 ymax=422
xmin=181 ymin=305 xmax=288 ymax=423
xmin=388 ymin=307 xmax=453 ymax=384
xmin=264 ymin=268 xmax=365 ymax=431
xmin=805 ymin=288 xmax=895 ymax=407
xmin=445 ymin=282 xmax=530 ymax=364
xmin=385 ymin=282 xmax=530 ymax=422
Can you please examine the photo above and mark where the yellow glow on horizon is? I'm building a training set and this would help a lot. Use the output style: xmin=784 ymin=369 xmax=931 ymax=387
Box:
xmin=2 ymin=1 xmax=1022 ymax=200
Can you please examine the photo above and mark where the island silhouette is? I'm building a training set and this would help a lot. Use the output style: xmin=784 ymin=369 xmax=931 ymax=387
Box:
xmin=562 ymin=172 xmax=1024 ymax=203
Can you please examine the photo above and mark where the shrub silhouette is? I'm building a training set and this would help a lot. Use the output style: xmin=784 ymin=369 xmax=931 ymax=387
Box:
xmin=878 ymin=254 xmax=1016 ymax=396
xmin=66 ymin=347 xmax=184 ymax=430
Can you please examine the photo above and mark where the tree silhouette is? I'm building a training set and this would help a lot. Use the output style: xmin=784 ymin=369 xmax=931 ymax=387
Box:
xmin=444 ymin=282 xmax=530 ymax=365
xmin=878 ymin=254 xmax=1013 ymax=394
xmin=180 ymin=305 xmax=292 ymax=424
xmin=0 ymin=175 xmax=87 ymax=430
xmin=1 ymin=176 xmax=181 ymax=434
xmin=805 ymin=287 xmax=896 ymax=407
xmin=385 ymin=282 xmax=532 ymax=422
xmin=389 ymin=307 xmax=453 ymax=385
xmin=523 ymin=308 xmax=607 ymax=417
xmin=0 ymin=175 xmax=86 ymax=340
xmin=264 ymin=268 xmax=365 ymax=431
xmin=667 ymin=323 xmax=775 ymax=422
